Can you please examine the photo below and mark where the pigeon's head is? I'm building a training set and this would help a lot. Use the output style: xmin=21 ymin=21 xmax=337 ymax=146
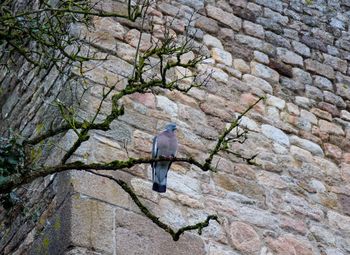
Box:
xmin=164 ymin=123 xmax=177 ymax=132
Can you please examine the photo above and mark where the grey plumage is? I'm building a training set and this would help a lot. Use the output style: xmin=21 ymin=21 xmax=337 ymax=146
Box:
xmin=151 ymin=123 xmax=178 ymax=193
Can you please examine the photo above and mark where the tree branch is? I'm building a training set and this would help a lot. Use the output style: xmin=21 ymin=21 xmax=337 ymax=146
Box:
xmin=86 ymin=170 xmax=219 ymax=241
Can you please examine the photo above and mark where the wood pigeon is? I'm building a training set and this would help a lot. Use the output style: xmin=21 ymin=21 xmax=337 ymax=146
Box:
xmin=151 ymin=123 xmax=178 ymax=193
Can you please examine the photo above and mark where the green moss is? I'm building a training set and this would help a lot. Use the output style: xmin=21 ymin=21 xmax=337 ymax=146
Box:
xmin=42 ymin=236 xmax=50 ymax=249
xmin=54 ymin=218 xmax=61 ymax=231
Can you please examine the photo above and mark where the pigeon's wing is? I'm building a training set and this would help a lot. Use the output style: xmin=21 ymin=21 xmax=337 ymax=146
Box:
xmin=151 ymin=136 xmax=158 ymax=183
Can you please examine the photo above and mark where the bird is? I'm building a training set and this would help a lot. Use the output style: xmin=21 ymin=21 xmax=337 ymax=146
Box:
xmin=151 ymin=123 xmax=178 ymax=193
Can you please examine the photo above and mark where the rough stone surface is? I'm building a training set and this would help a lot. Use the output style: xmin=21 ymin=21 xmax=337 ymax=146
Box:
xmin=2 ymin=1 xmax=350 ymax=255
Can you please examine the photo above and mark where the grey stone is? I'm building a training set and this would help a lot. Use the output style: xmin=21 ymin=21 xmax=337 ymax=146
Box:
xmin=305 ymin=59 xmax=335 ymax=79
xmin=323 ymin=54 xmax=348 ymax=73
xmin=243 ymin=20 xmax=265 ymax=39
xmin=203 ymin=34 xmax=223 ymax=49
xmin=195 ymin=16 xmax=219 ymax=34
xmin=256 ymin=0 xmax=283 ymax=13
xmin=211 ymin=48 xmax=232 ymax=66
xmin=254 ymin=51 xmax=269 ymax=64
xmin=323 ymin=91 xmax=346 ymax=108
xmin=289 ymin=135 xmax=324 ymax=156
xmin=266 ymin=31 xmax=291 ymax=49
xmin=115 ymin=208 xmax=206 ymax=255
xmin=295 ymin=96 xmax=311 ymax=108
xmin=314 ymin=75 xmax=333 ymax=91
xmin=266 ymin=95 xmax=285 ymax=110
xmin=335 ymin=83 xmax=350 ymax=100
xmin=235 ymin=34 xmax=264 ymax=49
xmin=292 ymin=68 xmax=312 ymax=84
xmin=250 ymin=61 xmax=279 ymax=83
xmin=242 ymin=74 xmax=273 ymax=94
xmin=206 ymin=5 xmax=242 ymax=31
xmin=292 ymin=41 xmax=311 ymax=57
xmin=305 ymin=85 xmax=323 ymax=101
xmin=261 ymin=124 xmax=290 ymax=146
xmin=264 ymin=8 xmax=288 ymax=25
xmin=301 ymin=35 xmax=327 ymax=52
xmin=276 ymin=47 xmax=303 ymax=66
xmin=281 ymin=77 xmax=304 ymax=92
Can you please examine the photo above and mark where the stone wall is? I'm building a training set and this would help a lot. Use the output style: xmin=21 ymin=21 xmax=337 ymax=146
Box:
xmin=1 ymin=0 xmax=350 ymax=254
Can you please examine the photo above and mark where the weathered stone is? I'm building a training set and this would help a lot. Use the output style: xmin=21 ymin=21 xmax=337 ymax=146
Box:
xmin=203 ymin=34 xmax=224 ymax=49
xmin=115 ymin=208 xmax=206 ymax=255
xmin=264 ymin=8 xmax=288 ymax=25
xmin=266 ymin=95 xmax=285 ymax=110
xmin=309 ymin=224 xmax=336 ymax=245
xmin=268 ymin=59 xmax=293 ymax=78
xmin=277 ymin=48 xmax=303 ymax=66
xmin=256 ymin=0 xmax=283 ymax=12
xmin=280 ymin=216 xmax=307 ymax=235
xmin=156 ymin=95 xmax=178 ymax=117
xmin=305 ymin=59 xmax=335 ymax=79
xmin=319 ymin=119 xmax=345 ymax=136
xmin=229 ymin=222 xmax=261 ymax=254
xmin=318 ymin=102 xmax=341 ymax=117
xmin=251 ymin=62 xmax=279 ymax=83
xmin=340 ymin=110 xmax=350 ymax=121
xmin=287 ymin=103 xmax=300 ymax=115
xmin=242 ymin=74 xmax=273 ymax=94
xmin=211 ymin=48 xmax=232 ymax=66
xmin=335 ymin=83 xmax=350 ymax=100
xmin=323 ymin=54 xmax=348 ymax=73
xmin=324 ymin=143 xmax=342 ymax=160
xmin=195 ymin=16 xmax=219 ymax=34
xmin=294 ymin=96 xmax=311 ymax=109
xmin=233 ymin=59 xmax=250 ymax=73
xmin=243 ymin=20 xmax=265 ymax=39
xmin=267 ymin=235 xmax=314 ymax=255
xmin=206 ymin=5 xmax=242 ymax=31
xmin=301 ymin=35 xmax=327 ymax=52
xmin=261 ymin=124 xmax=290 ymax=146
xmin=328 ymin=210 xmax=350 ymax=233
xmin=305 ymin=85 xmax=323 ymax=101
xmin=290 ymin=145 xmax=313 ymax=162
xmin=266 ymin=31 xmax=291 ymax=48
xmin=257 ymin=171 xmax=288 ymax=189
xmin=198 ymin=64 xmax=229 ymax=83
xmin=235 ymin=34 xmax=264 ymax=49
xmin=289 ymin=135 xmax=323 ymax=156
xmin=291 ymin=41 xmax=311 ymax=57
xmin=324 ymin=91 xmax=346 ymax=108
xmin=314 ymin=75 xmax=333 ymax=91
xmin=70 ymin=196 xmax=114 ymax=254
xmin=253 ymin=51 xmax=269 ymax=64
xmin=281 ymin=77 xmax=304 ymax=92
xmin=292 ymin=68 xmax=312 ymax=84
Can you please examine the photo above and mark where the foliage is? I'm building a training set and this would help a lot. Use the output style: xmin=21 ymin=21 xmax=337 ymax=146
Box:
xmin=0 ymin=134 xmax=25 ymax=177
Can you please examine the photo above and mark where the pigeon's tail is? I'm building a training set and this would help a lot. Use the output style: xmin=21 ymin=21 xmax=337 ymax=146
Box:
xmin=152 ymin=161 xmax=170 ymax=193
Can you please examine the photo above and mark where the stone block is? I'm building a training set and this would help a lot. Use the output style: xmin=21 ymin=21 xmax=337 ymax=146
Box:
xmin=243 ymin=20 xmax=265 ymax=39
xmin=305 ymin=59 xmax=335 ymax=79
xmin=242 ymin=74 xmax=273 ymax=94
xmin=276 ymin=48 xmax=303 ymax=66
xmin=314 ymin=75 xmax=333 ymax=91
xmin=319 ymin=119 xmax=345 ymax=136
xmin=289 ymin=135 xmax=323 ymax=156
xmin=203 ymin=34 xmax=223 ymax=49
xmin=324 ymin=54 xmax=348 ymax=73
xmin=211 ymin=48 xmax=233 ymax=66
xmin=292 ymin=41 xmax=311 ymax=57
xmin=250 ymin=62 xmax=279 ymax=83
xmin=70 ymin=196 xmax=115 ymax=254
xmin=253 ymin=51 xmax=269 ymax=64
xmin=229 ymin=222 xmax=261 ymax=254
xmin=233 ymin=59 xmax=250 ymax=73
xmin=261 ymin=124 xmax=290 ymax=146
xmin=206 ymin=5 xmax=242 ymax=31
xmin=115 ymin=208 xmax=206 ymax=255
